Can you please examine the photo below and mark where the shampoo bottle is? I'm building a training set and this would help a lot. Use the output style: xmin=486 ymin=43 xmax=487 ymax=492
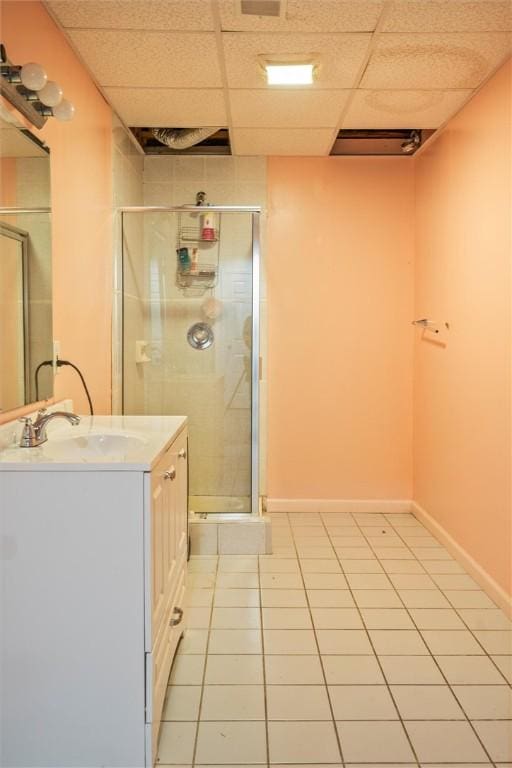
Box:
xmin=190 ymin=247 xmax=199 ymax=274
xmin=201 ymin=212 xmax=216 ymax=241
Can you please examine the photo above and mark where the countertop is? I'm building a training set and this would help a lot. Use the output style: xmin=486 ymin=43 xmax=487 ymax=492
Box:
xmin=0 ymin=415 xmax=187 ymax=471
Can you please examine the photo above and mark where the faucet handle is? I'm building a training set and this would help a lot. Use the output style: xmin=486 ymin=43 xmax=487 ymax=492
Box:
xmin=37 ymin=407 xmax=48 ymax=418
xmin=18 ymin=417 xmax=37 ymax=447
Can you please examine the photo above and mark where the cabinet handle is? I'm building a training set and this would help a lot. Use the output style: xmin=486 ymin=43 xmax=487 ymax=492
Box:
xmin=170 ymin=606 xmax=183 ymax=627
xmin=163 ymin=467 xmax=176 ymax=481
xmin=178 ymin=449 xmax=187 ymax=459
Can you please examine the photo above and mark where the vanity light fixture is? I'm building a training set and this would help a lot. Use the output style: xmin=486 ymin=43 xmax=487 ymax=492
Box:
xmin=0 ymin=43 xmax=75 ymax=128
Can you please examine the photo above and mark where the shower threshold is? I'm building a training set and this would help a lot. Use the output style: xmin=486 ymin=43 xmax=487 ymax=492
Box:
xmin=189 ymin=494 xmax=251 ymax=515
xmin=189 ymin=501 xmax=271 ymax=555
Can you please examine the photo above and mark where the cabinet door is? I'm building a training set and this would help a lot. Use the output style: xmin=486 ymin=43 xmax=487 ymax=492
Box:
xmin=174 ymin=430 xmax=189 ymax=567
xmin=151 ymin=451 xmax=177 ymax=648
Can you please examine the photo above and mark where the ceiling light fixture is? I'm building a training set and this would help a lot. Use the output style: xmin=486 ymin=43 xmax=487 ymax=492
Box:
xmin=265 ymin=63 xmax=314 ymax=86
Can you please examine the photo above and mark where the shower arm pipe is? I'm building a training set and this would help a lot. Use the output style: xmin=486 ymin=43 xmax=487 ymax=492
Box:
xmin=116 ymin=205 xmax=262 ymax=214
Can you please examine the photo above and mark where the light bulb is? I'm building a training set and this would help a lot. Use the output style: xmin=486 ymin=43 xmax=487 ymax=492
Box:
xmin=37 ymin=80 xmax=63 ymax=107
xmin=53 ymin=99 xmax=75 ymax=122
xmin=20 ymin=62 xmax=47 ymax=91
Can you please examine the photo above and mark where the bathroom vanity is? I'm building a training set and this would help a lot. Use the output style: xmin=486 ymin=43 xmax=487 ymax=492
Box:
xmin=0 ymin=415 xmax=188 ymax=768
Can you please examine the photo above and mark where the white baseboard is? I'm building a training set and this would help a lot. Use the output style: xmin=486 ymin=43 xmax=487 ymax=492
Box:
xmin=412 ymin=501 xmax=512 ymax=619
xmin=266 ymin=498 xmax=413 ymax=514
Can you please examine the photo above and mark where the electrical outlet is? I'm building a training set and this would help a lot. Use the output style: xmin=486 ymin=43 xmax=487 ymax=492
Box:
xmin=53 ymin=340 xmax=61 ymax=374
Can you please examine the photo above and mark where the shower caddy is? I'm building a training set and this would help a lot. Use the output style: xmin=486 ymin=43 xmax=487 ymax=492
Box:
xmin=176 ymin=206 xmax=221 ymax=291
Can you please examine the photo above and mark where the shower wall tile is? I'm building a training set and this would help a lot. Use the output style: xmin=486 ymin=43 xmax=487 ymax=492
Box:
xmin=199 ymin=182 xmax=238 ymax=206
xmin=123 ymin=294 xmax=145 ymax=414
xmin=205 ymin=156 xmax=236 ymax=182
xmin=143 ymin=182 xmax=174 ymax=207
xmin=173 ymin=156 xmax=206 ymax=182
xmin=123 ymin=215 xmax=145 ymax=301
xmin=168 ymin=181 xmax=205 ymax=206
xmin=144 ymin=156 xmax=175 ymax=183
xmin=235 ymin=156 xmax=267 ymax=183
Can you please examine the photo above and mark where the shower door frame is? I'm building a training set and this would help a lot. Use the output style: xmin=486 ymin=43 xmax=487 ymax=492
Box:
xmin=115 ymin=205 xmax=262 ymax=517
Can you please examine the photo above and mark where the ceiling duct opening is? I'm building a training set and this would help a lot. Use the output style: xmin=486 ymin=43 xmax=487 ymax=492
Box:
xmin=130 ymin=128 xmax=231 ymax=155
xmin=152 ymin=127 xmax=220 ymax=150
xmin=330 ymin=129 xmax=435 ymax=156
xmin=240 ymin=0 xmax=281 ymax=16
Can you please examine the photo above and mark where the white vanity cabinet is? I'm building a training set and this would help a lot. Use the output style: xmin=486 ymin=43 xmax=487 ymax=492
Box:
xmin=0 ymin=416 xmax=188 ymax=768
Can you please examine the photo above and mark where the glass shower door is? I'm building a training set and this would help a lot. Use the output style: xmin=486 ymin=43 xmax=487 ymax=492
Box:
xmin=122 ymin=208 xmax=256 ymax=515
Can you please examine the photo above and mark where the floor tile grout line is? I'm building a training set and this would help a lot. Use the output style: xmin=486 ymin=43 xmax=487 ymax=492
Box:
xmin=290 ymin=513 xmax=346 ymax=768
xmin=364 ymin=517 xmax=511 ymax=684
xmin=258 ymin=546 xmax=271 ymax=768
xmin=436 ymin=591 xmax=512 ymax=685
xmin=379 ymin=521 xmax=512 ymax=695
xmin=354 ymin=518 xmax=499 ymax=766
xmin=190 ymin=557 xmax=218 ymax=768
xmin=324 ymin=513 xmax=422 ymax=768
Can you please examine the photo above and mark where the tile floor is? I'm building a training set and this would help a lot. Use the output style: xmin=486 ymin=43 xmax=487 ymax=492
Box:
xmin=156 ymin=511 xmax=512 ymax=767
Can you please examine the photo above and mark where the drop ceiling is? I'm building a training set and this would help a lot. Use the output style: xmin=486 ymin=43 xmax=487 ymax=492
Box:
xmin=45 ymin=0 xmax=512 ymax=156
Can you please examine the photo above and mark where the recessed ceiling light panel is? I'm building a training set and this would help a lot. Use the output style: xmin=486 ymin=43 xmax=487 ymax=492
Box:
xmin=265 ymin=63 xmax=314 ymax=85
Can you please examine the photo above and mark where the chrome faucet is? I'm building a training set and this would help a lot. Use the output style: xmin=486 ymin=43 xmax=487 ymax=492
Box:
xmin=18 ymin=408 xmax=80 ymax=447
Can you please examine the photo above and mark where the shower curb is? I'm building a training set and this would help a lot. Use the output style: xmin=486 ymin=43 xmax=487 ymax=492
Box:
xmin=189 ymin=513 xmax=272 ymax=555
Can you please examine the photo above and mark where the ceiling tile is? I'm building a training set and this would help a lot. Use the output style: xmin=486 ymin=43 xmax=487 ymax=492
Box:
xmin=229 ymin=89 xmax=349 ymax=127
xmin=103 ymin=87 xmax=227 ymax=127
xmin=383 ymin=1 xmax=512 ymax=33
xmin=67 ymin=29 xmax=222 ymax=88
xmin=219 ymin=0 xmax=384 ymax=32
xmin=342 ymin=89 xmax=473 ymax=128
xmin=361 ymin=32 xmax=512 ymax=89
xmin=231 ymin=127 xmax=334 ymax=155
xmin=222 ymin=32 xmax=372 ymax=88
xmin=46 ymin=0 xmax=215 ymax=30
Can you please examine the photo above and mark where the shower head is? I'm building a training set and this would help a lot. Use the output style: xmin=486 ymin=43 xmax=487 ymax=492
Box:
xmin=401 ymin=130 xmax=421 ymax=154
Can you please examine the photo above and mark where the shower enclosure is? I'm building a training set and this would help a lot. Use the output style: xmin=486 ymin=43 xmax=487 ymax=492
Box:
xmin=117 ymin=205 xmax=260 ymax=516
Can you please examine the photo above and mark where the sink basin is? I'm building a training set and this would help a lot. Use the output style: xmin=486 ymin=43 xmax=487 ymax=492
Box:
xmin=45 ymin=432 xmax=148 ymax=461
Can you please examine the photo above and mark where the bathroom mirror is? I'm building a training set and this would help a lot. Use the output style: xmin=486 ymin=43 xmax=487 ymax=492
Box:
xmin=0 ymin=113 xmax=53 ymax=412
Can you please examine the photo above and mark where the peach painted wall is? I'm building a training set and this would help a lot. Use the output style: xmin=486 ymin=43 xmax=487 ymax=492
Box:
xmin=0 ymin=158 xmax=17 ymax=206
xmin=267 ymin=158 xmax=414 ymax=501
xmin=414 ymin=59 xmax=512 ymax=598
xmin=1 ymin=1 xmax=112 ymax=418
